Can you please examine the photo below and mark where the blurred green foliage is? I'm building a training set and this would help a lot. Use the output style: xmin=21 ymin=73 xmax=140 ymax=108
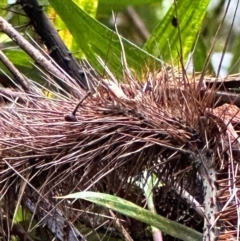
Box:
xmin=0 ymin=0 xmax=239 ymax=83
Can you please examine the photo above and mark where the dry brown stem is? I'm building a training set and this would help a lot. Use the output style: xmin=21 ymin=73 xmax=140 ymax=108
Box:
xmin=0 ymin=50 xmax=37 ymax=93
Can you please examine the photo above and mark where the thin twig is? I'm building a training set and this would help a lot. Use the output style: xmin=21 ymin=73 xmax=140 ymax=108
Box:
xmin=2 ymin=218 xmax=34 ymax=241
xmin=0 ymin=16 xmax=82 ymax=97
xmin=109 ymin=210 xmax=134 ymax=241
xmin=0 ymin=87 xmax=29 ymax=103
xmin=25 ymin=198 xmax=87 ymax=241
xmin=64 ymin=91 xmax=91 ymax=122
xmin=125 ymin=6 xmax=150 ymax=41
xmin=72 ymin=91 xmax=91 ymax=116
xmin=0 ymin=50 xmax=36 ymax=92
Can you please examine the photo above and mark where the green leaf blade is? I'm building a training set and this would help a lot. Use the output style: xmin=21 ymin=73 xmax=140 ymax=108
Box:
xmin=48 ymin=0 xmax=161 ymax=79
xmin=57 ymin=191 xmax=202 ymax=241
xmin=144 ymin=0 xmax=210 ymax=64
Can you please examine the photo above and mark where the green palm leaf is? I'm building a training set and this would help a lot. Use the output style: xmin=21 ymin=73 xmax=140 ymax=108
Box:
xmin=48 ymin=0 xmax=161 ymax=79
